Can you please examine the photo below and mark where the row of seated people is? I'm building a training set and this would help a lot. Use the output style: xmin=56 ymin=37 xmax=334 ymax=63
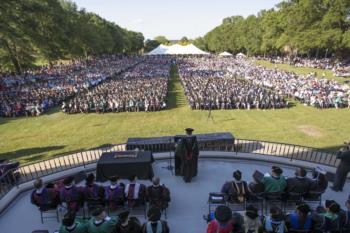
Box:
xmin=57 ymin=205 xmax=169 ymax=233
xmin=31 ymin=174 xmax=171 ymax=214
xmin=206 ymin=200 xmax=350 ymax=233
xmin=220 ymin=166 xmax=328 ymax=203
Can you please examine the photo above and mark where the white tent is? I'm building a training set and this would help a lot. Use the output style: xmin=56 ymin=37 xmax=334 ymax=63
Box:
xmin=219 ymin=51 xmax=233 ymax=56
xmin=236 ymin=52 xmax=246 ymax=58
xmin=147 ymin=44 xmax=171 ymax=55
xmin=147 ymin=44 xmax=209 ymax=55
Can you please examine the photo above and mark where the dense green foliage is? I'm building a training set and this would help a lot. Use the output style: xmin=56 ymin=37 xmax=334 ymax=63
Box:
xmin=0 ymin=0 xmax=144 ymax=73
xmin=201 ymin=0 xmax=350 ymax=57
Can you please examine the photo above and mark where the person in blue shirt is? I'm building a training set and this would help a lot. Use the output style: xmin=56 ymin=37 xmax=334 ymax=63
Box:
xmin=286 ymin=203 xmax=314 ymax=233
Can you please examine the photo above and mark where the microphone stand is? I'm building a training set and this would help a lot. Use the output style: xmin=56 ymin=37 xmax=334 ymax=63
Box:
xmin=163 ymin=138 xmax=174 ymax=175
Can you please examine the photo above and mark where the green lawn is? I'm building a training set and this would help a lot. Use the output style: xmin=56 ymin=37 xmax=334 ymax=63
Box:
xmin=1 ymin=65 xmax=350 ymax=164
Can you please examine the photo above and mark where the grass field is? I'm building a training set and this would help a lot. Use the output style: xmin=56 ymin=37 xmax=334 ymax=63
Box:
xmin=1 ymin=65 xmax=350 ymax=164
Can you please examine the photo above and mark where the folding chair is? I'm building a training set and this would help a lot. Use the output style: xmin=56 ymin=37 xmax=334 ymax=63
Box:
xmin=127 ymin=198 xmax=147 ymax=219
xmin=86 ymin=198 xmax=106 ymax=217
xmin=303 ymin=191 xmax=323 ymax=209
xmin=226 ymin=195 xmax=246 ymax=212
xmin=208 ymin=192 xmax=226 ymax=219
xmin=38 ymin=205 xmax=59 ymax=223
xmin=284 ymin=192 xmax=304 ymax=212
xmin=246 ymin=192 xmax=264 ymax=215
xmin=107 ymin=201 xmax=127 ymax=216
xmin=263 ymin=192 xmax=284 ymax=215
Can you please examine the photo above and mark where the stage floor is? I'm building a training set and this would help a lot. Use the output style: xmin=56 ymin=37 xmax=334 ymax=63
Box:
xmin=0 ymin=159 xmax=349 ymax=233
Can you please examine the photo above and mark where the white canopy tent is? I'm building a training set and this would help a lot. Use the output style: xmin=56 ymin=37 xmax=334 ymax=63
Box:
xmin=219 ymin=51 xmax=233 ymax=56
xmin=147 ymin=44 xmax=170 ymax=55
xmin=236 ymin=52 xmax=246 ymax=58
xmin=147 ymin=44 xmax=209 ymax=55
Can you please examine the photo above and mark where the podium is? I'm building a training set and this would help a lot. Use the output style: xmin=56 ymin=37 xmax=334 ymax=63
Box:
xmin=96 ymin=151 xmax=154 ymax=182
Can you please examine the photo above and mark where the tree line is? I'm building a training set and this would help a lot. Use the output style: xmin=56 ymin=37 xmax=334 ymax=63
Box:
xmin=195 ymin=0 xmax=350 ymax=58
xmin=0 ymin=0 xmax=144 ymax=74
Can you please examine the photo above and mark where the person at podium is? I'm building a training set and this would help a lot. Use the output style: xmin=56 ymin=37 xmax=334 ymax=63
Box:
xmin=175 ymin=128 xmax=199 ymax=183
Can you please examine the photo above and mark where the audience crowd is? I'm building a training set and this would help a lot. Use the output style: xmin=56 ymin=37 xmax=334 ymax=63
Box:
xmin=61 ymin=57 xmax=171 ymax=114
xmin=258 ymin=56 xmax=350 ymax=77
xmin=0 ymin=55 xmax=142 ymax=117
xmin=177 ymin=57 xmax=287 ymax=110
xmin=189 ymin=58 xmax=350 ymax=108
xmin=2 ymin=55 xmax=350 ymax=117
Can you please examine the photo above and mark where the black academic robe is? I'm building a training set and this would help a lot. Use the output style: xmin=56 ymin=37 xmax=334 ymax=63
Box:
xmin=115 ymin=217 xmax=141 ymax=233
xmin=180 ymin=136 xmax=199 ymax=182
xmin=146 ymin=185 xmax=170 ymax=210
xmin=286 ymin=176 xmax=312 ymax=194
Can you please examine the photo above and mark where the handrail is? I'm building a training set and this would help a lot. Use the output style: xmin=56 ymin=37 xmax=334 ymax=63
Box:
xmin=0 ymin=138 xmax=339 ymax=201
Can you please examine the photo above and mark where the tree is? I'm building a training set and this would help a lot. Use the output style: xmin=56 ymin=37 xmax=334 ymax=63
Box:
xmin=0 ymin=0 xmax=145 ymax=73
xmin=201 ymin=0 xmax=350 ymax=58
xmin=179 ymin=36 xmax=190 ymax=45
xmin=154 ymin=36 xmax=169 ymax=45
xmin=144 ymin=39 xmax=160 ymax=52
xmin=193 ymin=37 xmax=207 ymax=51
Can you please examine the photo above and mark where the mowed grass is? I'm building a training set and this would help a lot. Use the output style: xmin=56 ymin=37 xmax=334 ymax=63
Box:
xmin=1 ymin=65 xmax=350 ymax=164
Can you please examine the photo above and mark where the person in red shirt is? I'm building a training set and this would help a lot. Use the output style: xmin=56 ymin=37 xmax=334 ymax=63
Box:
xmin=207 ymin=205 xmax=242 ymax=233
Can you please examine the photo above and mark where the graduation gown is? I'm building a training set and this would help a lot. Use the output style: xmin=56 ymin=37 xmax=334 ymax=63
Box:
xmin=59 ymin=220 xmax=88 ymax=233
xmin=180 ymin=136 xmax=199 ymax=182
xmin=87 ymin=217 xmax=117 ymax=233
xmin=115 ymin=217 xmax=141 ymax=233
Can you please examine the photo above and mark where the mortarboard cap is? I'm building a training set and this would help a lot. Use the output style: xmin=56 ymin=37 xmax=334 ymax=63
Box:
xmin=185 ymin=128 xmax=194 ymax=133
xmin=272 ymin=166 xmax=283 ymax=175
xmin=118 ymin=210 xmax=130 ymax=222
xmin=63 ymin=176 xmax=74 ymax=186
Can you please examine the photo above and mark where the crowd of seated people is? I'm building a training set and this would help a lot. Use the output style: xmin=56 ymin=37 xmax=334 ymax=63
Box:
xmin=57 ymin=205 xmax=169 ymax=233
xmin=30 ymin=174 xmax=171 ymax=211
xmin=31 ymin=174 xmax=171 ymax=233
xmin=211 ymin=166 xmax=350 ymax=233
xmin=221 ymin=166 xmax=328 ymax=203
xmin=0 ymin=55 xmax=142 ymax=117
xmin=236 ymin=59 xmax=350 ymax=109
xmin=177 ymin=57 xmax=287 ymax=110
xmin=177 ymin=57 xmax=350 ymax=110
xmin=62 ymin=57 xmax=171 ymax=114
xmin=206 ymin=198 xmax=350 ymax=233
xmin=257 ymin=56 xmax=350 ymax=77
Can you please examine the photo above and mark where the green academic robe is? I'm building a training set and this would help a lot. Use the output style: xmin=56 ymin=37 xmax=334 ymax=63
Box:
xmin=59 ymin=219 xmax=88 ymax=233
xmin=261 ymin=175 xmax=286 ymax=192
xmin=87 ymin=217 xmax=118 ymax=233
